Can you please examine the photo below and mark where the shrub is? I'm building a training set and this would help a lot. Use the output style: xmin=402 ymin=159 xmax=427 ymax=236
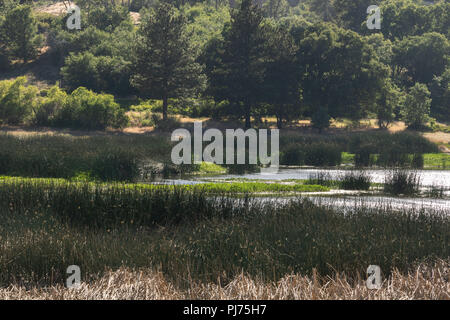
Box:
xmin=61 ymin=52 xmax=99 ymax=92
xmin=92 ymin=149 xmax=141 ymax=182
xmin=377 ymin=148 xmax=411 ymax=167
xmin=0 ymin=5 xmax=43 ymax=63
xmin=0 ymin=77 xmax=38 ymax=124
xmin=354 ymin=146 xmax=374 ymax=167
xmin=280 ymin=144 xmax=305 ymax=165
xmin=339 ymin=170 xmax=371 ymax=190
xmin=311 ymin=107 xmax=330 ymax=131
xmin=384 ymin=170 xmax=421 ymax=196
xmin=61 ymin=52 xmax=133 ymax=95
xmin=34 ymin=86 xmax=68 ymax=126
xmin=306 ymin=172 xmax=336 ymax=187
xmin=304 ymin=143 xmax=341 ymax=166
xmin=54 ymin=87 xmax=128 ymax=129
xmin=151 ymin=113 xmax=181 ymax=132
xmin=401 ymin=83 xmax=432 ymax=129
xmin=411 ymin=153 xmax=424 ymax=169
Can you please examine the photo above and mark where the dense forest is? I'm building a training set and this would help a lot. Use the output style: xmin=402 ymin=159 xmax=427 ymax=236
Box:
xmin=0 ymin=0 xmax=448 ymax=129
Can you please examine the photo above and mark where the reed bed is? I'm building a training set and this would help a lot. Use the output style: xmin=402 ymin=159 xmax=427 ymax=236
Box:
xmin=0 ymin=260 xmax=448 ymax=300
xmin=0 ymin=178 xmax=448 ymax=288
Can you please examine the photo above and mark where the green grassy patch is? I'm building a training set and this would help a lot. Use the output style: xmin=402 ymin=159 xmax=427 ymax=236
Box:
xmin=341 ymin=152 xmax=355 ymax=164
xmin=196 ymin=162 xmax=227 ymax=174
xmin=424 ymin=153 xmax=450 ymax=169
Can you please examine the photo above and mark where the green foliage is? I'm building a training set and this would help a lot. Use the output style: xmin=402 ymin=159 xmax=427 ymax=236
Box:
xmin=0 ymin=133 xmax=173 ymax=180
xmin=132 ymin=3 xmax=206 ymax=120
xmin=375 ymin=80 xmax=405 ymax=129
xmin=411 ymin=153 xmax=424 ymax=169
xmin=0 ymin=77 xmax=38 ymax=124
xmin=311 ymin=107 xmax=330 ymax=130
xmin=384 ymin=169 xmax=421 ymax=196
xmin=54 ymin=87 xmax=128 ymax=130
xmin=393 ymin=33 xmax=449 ymax=86
xmin=380 ymin=0 xmax=450 ymax=40
xmin=85 ymin=5 xmax=131 ymax=32
xmin=34 ymin=85 xmax=68 ymax=126
xmin=401 ymin=83 xmax=432 ymax=129
xmin=263 ymin=22 xmax=302 ymax=128
xmin=298 ymin=23 xmax=389 ymax=122
xmin=339 ymin=170 xmax=371 ymax=190
xmin=280 ymin=142 xmax=341 ymax=166
xmin=184 ymin=3 xmax=230 ymax=50
xmin=0 ymin=180 xmax=448 ymax=285
xmin=333 ymin=0 xmax=378 ymax=32
xmin=92 ymin=149 xmax=141 ymax=181
xmin=203 ymin=0 xmax=267 ymax=128
xmin=58 ymin=23 xmax=135 ymax=95
xmin=429 ymin=68 xmax=450 ymax=122
xmin=61 ymin=52 xmax=133 ymax=95
xmin=0 ymin=4 xmax=42 ymax=63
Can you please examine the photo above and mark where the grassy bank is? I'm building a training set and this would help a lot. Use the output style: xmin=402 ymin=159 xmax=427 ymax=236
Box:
xmin=0 ymin=131 xmax=443 ymax=183
xmin=0 ymin=178 xmax=448 ymax=287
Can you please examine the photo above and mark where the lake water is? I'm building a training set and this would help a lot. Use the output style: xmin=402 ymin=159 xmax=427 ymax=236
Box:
xmin=206 ymin=168 xmax=450 ymax=188
xmin=157 ymin=168 xmax=450 ymax=213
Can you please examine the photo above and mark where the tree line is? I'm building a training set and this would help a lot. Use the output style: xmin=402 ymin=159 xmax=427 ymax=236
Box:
xmin=0 ymin=0 xmax=448 ymax=129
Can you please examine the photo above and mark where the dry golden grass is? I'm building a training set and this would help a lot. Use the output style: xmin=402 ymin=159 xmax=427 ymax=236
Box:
xmin=423 ymin=132 xmax=450 ymax=145
xmin=1 ymin=261 xmax=448 ymax=300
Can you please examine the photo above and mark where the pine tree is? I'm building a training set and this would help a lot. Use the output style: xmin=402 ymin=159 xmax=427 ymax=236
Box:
xmin=131 ymin=3 xmax=205 ymax=120
xmin=206 ymin=0 xmax=266 ymax=128
xmin=1 ymin=5 xmax=42 ymax=63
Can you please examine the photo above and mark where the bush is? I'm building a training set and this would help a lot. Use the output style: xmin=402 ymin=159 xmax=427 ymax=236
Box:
xmin=304 ymin=143 xmax=341 ymax=166
xmin=34 ymin=86 xmax=68 ymax=126
xmin=306 ymin=172 xmax=336 ymax=187
xmin=339 ymin=170 xmax=371 ymax=190
xmin=0 ymin=5 xmax=43 ymax=63
xmin=0 ymin=77 xmax=38 ymax=125
xmin=311 ymin=107 xmax=330 ymax=131
xmin=151 ymin=113 xmax=181 ymax=132
xmin=85 ymin=5 xmax=130 ymax=32
xmin=92 ymin=149 xmax=141 ymax=182
xmin=377 ymin=147 xmax=411 ymax=167
xmin=354 ymin=146 xmax=374 ymax=167
xmin=61 ymin=52 xmax=133 ymax=95
xmin=401 ymin=83 xmax=432 ymax=129
xmin=54 ymin=87 xmax=128 ymax=129
xmin=280 ymin=144 xmax=305 ymax=165
xmin=384 ymin=170 xmax=421 ymax=196
xmin=411 ymin=153 xmax=424 ymax=169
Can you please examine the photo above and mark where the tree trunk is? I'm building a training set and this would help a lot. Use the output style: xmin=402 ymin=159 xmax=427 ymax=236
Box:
xmin=162 ymin=96 xmax=168 ymax=120
xmin=245 ymin=108 xmax=251 ymax=129
xmin=277 ymin=115 xmax=282 ymax=129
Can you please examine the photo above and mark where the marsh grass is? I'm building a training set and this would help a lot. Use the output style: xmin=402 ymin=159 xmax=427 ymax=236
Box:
xmin=0 ymin=133 xmax=191 ymax=181
xmin=305 ymin=172 xmax=337 ymax=187
xmin=0 ymin=178 xmax=448 ymax=287
xmin=339 ymin=170 xmax=372 ymax=190
xmin=384 ymin=170 xmax=422 ymax=196
xmin=425 ymin=185 xmax=447 ymax=198
xmin=306 ymin=171 xmax=372 ymax=190
xmin=1 ymin=260 xmax=448 ymax=299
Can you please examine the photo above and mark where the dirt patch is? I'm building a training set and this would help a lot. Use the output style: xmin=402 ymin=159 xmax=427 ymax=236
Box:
xmin=130 ymin=12 xmax=141 ymax=25
xmin=423 ymin=132 xmax=450 ymax=144
xmin=36 ymin=2 xmax=141 ymax=24
xmin=36 ymin=2 xmax=71 ymax=16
